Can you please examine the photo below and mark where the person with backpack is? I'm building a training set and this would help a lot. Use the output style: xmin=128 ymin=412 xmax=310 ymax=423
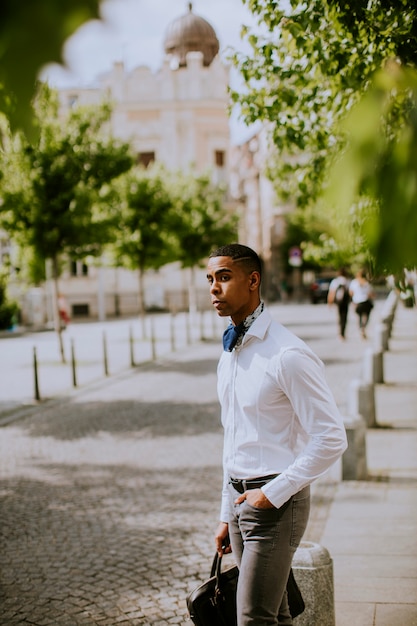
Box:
xmin=327 ymin=268 xmax=351 ymax=340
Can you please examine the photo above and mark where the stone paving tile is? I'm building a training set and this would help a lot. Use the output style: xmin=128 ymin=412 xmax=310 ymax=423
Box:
xmin=0 ymin=384 xmax=224 ymax=624
xmin=1 ymin=300 xmax=414 ymax=625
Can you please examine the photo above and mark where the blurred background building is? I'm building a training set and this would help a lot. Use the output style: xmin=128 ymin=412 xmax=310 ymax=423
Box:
xmin=15 ymin=3 xmax=287 ymax=325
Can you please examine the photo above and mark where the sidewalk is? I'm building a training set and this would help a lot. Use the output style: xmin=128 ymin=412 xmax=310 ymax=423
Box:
xmin=318 ymin=302 xmax=417 ymax=626
xmin=0 ymin=310 xmax=228 ymax=420
xmin=0 ymin=300 xmax=416 ymax=625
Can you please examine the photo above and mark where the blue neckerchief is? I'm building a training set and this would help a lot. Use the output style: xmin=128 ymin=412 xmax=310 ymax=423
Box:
xmin=222 ymin=302 xmax=264 ymax=352
xmin=222 ymin=322 xmax=245 ymax=352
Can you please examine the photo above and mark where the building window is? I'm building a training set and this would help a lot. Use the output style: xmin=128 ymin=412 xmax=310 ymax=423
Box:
xmin=215 ymin=150 xmax=225 ymax=167
xmin=137 ymin=152 xmax=155 ymax=168
xmin=70 ymin=260 xmax=88 ymax=277
xmin=72 ymin=303 xmax=90 ymax=317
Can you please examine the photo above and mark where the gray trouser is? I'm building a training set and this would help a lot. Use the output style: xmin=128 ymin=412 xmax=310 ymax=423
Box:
xmin=228 ymin=483 xmax=310 ymax=626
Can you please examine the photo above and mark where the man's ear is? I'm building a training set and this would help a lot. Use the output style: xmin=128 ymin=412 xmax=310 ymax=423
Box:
xmin=249 ymin=271 xmax=261 ymax=290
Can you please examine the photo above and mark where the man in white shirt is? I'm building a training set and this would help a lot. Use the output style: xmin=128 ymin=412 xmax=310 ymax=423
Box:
xmin=206 ymin=244 xmax=348 ymax=626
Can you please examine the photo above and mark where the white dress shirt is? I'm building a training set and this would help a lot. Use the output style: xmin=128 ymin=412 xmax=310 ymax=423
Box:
xmin=217 ymin=308 xmax=348 ymax=522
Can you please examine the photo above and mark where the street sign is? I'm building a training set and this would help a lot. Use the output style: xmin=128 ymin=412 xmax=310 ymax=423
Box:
xmin=289 ymin=246 xmax=302 ymax=267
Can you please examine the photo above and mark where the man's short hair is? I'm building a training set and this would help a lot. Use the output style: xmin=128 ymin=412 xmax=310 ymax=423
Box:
xmin=209 ymin=243 xmax=262 ymax=279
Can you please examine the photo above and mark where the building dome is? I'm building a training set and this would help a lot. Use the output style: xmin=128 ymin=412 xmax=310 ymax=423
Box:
xmin=163 ymin=3 xmax=220 ymax=68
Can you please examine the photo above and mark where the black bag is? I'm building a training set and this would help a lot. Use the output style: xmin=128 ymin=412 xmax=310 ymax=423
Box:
xmin=287 ymin=567 xmax=305 ymax=618
xmin=186 ymin=552 xmax=238 ymax=626
xmin=335 ymin=283 xmax=350 ymax=305
xmin=186 ymin=553 xmax=305 ymax=625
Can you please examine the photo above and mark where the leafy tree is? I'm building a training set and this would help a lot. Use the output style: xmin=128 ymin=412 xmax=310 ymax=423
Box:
xmin=0 ymin=0 xmax=100 ymax=136
xmin=172 ymin=172 xmax=238 ymax=313
xmin=325 ymin=63 xmax=417 ymax=273
xmin=0 ymin=272 xmax=19 ymax=330
xmin=113 ymin=168 xmax=238 ymax=323
xmin=113 ymin=166 xmax=178 ymax=332
xmin=0 ymin=84 xmax=134 ymax=360
xmin=231 ymin=0 xmax=417 ymax=272
xmin=281 ymin=210 xmax=356 ymax=272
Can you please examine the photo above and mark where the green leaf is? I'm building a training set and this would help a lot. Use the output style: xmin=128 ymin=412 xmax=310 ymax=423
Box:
xmin=0 ymin=0 xmax=100 ymax=137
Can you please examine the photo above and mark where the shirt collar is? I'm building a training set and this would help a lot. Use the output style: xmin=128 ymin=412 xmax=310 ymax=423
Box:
xmin=234 ymin=301 xmax=264 ymax=348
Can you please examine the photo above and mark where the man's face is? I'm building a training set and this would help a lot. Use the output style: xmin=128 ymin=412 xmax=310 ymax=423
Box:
xmin=206 ymin=255 xmax=259 ymax=324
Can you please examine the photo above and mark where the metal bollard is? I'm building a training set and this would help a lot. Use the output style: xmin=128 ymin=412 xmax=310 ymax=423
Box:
xmin=150 ymin=317 xmax=156 ymax=360
xmin=293 ymin=542 xmax=335 ymax=626
xmin=348 ymin=378 xmax=376 ymax=427
xmin=170 ymin=314 xmax=176 ymax=352
xmin=342 ymin=414 xmax=368 ymax=480
xmin=200 ymin=311 xmax=205 ymax=341
xmin=129 ymin=326 xmax=135 ymax=367
xmin=71 ymin=339 xmax=77 ymax=387
xmin=103 ymin=331 xmax=109 ymax=376
xmin=186 ymin=312 xmax=191 ymax=345
xmin=33 ymin=346 xmax=41 ymax=401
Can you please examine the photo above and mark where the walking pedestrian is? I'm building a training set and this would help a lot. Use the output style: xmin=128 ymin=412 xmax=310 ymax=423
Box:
xmin=58 ymin=294 xmax=70 ymax=328
xmin=349 ymin=269 xmax=375 ymax=339
xmin=206 ymin=243 xmax=347 ymax=626
xmin=327 ymin=268 xmax=351 ymax=340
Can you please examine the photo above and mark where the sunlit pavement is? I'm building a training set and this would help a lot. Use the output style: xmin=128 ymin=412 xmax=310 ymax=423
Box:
xmin=0 ymin=300 xmax=416 ymax=625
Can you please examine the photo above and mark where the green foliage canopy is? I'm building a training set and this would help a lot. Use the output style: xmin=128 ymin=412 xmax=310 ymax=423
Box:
xmin=0 ymin=85 xmax=134 ymax=279
xmin=326 ymin=63 xmax=417 ymax=272
xmin=233 ymin=0 xmax=416 ymax=207
xmin=114 ymin=166 xmax=179 ymax=274
xmin=172 ymin=172 xmax=238 ymax=269
xmin=114 ymin=167 xmax=238 ymax=272
xmin=0 ymin=0 xmax=100 ymax=135
xmin=232 ymin=0 xmax=417 ymax=272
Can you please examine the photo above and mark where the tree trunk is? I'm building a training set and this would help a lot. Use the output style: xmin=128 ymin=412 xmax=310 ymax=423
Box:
xmin=52 ymin=257 xmax=66 ymax=363
xmin=188 ymin=266 xmax=198 ymax=323
xmin=138 ymin=267 xmax=147 ymax=339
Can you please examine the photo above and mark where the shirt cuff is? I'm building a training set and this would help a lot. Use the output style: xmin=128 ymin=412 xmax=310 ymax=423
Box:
xmin=220 ymin=491 xmax=232 ymax=523
xmin=261 ymin=473 xmax=299 ymax=510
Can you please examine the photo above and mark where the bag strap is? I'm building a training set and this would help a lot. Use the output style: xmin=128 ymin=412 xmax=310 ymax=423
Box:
xmin=210 ymin=552 xmax=220 ymax=578
xmin=209 ymin=553 xmax=233 ymax=626
xmin=210 ymin=552 xmax=227 ymax=596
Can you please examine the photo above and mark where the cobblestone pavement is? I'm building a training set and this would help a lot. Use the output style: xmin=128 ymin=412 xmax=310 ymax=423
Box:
xmin=0 ymin=303 xmax=380 ymax=625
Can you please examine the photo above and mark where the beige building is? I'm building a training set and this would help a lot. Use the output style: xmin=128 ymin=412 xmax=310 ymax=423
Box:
xmin=58 ymin=9 xmax=230 ymax=179
xmin=16 ymin=4 xmax=283 ymax=325
xmin=229 ymin=129 xmax=289 ymax=301
xmin=44 ymin=4 xmax=231 ymax=322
